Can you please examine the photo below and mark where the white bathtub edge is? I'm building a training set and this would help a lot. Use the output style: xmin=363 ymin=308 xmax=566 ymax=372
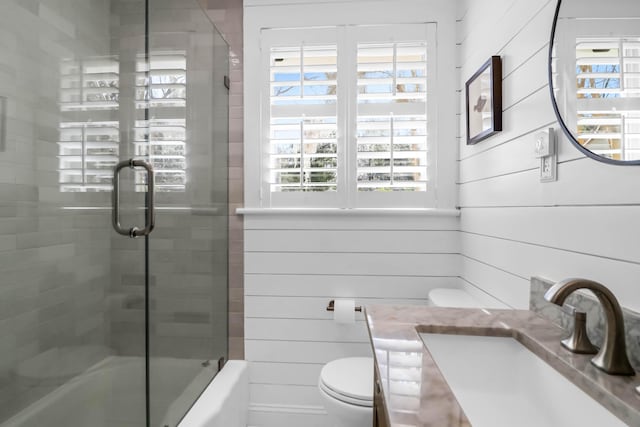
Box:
xmin=178 ymin=360 xmax=249 ymax=427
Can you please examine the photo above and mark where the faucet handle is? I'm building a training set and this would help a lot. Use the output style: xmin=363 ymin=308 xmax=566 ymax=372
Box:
xmin=560 ymin=303 xmax=578 ymax=316
xmin=562 ymin=311 xmax=598 ymax=355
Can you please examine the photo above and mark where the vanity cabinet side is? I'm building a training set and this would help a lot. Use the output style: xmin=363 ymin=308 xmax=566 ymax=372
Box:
xmin=373 ymin=362 xmax=390 ymax=427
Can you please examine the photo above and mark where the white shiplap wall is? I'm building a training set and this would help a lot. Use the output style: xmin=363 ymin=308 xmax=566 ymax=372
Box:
xmin=244 ymin=213 xmax=460 ymax=426
xmin=243 ymin=1 xmax=640 ymax=426
xmin=243 ymin=1 xmax=459 ymax=425
xmin=457 ymin=0 xmax=640 ymax=312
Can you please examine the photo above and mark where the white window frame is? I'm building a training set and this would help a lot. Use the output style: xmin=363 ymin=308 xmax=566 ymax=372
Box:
xmin=244 ymin=0 xmax=458 ymax=211
xmin=351 ymin=24 xmax=436 ymax=208
xmin=261 ymin=27 xmax=343 ymax=207
xmin=260 ymin=23 xmax=436 ymax=208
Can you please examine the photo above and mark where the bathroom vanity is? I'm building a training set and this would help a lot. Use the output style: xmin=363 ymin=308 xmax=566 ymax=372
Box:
xmin=372 ymin=366 xmax=389 ymax=427
xmin=365 ymin=305 xmax=640 ymax=427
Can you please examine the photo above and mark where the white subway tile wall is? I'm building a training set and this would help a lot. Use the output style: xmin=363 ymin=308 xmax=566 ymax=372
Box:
xmin=200 ymin=0 xmax=245 ymax=360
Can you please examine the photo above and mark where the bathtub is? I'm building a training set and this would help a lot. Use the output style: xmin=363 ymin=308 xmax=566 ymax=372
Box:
xmin=178 ymin=360 xmax=248 ymax=427
xmin=1 ymin=356 xmax=248 ymax=427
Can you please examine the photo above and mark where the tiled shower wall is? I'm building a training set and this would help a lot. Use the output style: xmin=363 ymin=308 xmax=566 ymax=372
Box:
xmin=201 ymin=0 xmax=244 ymax=360
xmin=0 ymin=1 xmax=240 ymax=421
xmin=0 ymin=0 xmax=114 ymax=419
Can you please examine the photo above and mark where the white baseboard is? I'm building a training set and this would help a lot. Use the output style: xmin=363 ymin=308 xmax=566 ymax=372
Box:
xmin=248 ymin=403 xmax=328 ymax=427
xmin=249 ymin=403 xmax=326 ymax=415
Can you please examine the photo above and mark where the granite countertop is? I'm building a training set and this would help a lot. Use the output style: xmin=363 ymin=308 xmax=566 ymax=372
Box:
xmin=365 ymin=304 xmax=640 ymax=427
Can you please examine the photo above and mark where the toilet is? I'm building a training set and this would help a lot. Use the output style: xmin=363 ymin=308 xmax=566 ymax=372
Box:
xmin=318 ymin=288 xmax=488 ymax=427
xmin=318 ymin=357 xmax=374 ymax=427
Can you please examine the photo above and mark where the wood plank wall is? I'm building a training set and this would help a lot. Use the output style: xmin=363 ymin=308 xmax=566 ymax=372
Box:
xmin=243 ymin=2 xmax=459 ymax=424
xmin=244 ymin=214 xmax=460 ymax=426
xmin=243 ymin=1 xmax=640 ymax=426
xmin=457 ymin=0 xmax=640 ymax=311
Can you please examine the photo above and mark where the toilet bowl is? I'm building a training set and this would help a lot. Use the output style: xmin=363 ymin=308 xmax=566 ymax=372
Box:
xmin=318 ymin=288 xmax=487 ymax=426
xmin=318 ymin=357 xmax=373 ymax=427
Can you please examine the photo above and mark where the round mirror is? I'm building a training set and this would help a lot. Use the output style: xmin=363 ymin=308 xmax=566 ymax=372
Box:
xmin=549 ymin=0 xmax=640 ymax=164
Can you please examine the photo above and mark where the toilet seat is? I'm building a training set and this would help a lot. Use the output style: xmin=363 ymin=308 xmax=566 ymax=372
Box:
xmin=319 ymin=357 xmax=373 ymax=408
xmin=320 ymin=378 xmax=373 ymax=407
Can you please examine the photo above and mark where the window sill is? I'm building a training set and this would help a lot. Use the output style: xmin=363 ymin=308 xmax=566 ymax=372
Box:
xmin=235 ymin=207 xmax=460 ymax=217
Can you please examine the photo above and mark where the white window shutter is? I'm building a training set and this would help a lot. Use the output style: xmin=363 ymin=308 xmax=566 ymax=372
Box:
xmin=269 ymin=45 xmax=339 ymax=193
xmin=356 ymin=41 xmax=428 ymax=193
xmin=261 ymin=24 xmax=436 ymax=208
xmin=575 ymin=38 xmax=640 ymax=160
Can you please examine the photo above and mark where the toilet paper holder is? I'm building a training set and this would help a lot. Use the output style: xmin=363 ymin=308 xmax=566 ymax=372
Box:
xmin=326 ymin=299 xmax=362 ymax=312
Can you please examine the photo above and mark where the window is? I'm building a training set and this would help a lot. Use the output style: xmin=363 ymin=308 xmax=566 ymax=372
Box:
xmin=269 ymin=44 xmax=338 ymax=192
xmin=574 ymin=38 xmax=640 ymax=161
xmin=356 ymin=41 xmax=428 ymax=192
xmin=261 ymin=24 xmax=435 ymax=208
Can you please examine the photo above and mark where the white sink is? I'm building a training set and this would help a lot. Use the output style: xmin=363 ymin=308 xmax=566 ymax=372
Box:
xmin=420 ymin=333 xmax=627 ymax=427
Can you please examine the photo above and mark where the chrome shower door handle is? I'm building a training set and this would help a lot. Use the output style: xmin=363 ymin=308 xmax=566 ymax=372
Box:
xmin=112 ymin=159 xmax=155 ymax=238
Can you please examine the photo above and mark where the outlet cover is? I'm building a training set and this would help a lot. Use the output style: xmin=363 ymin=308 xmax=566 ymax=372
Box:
xmin=540 ymin=154 xmax=557 ymax=182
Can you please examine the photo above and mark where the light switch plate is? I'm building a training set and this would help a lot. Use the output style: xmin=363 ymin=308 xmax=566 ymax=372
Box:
xmin=535 ymin=128 xmax=555 ymax=158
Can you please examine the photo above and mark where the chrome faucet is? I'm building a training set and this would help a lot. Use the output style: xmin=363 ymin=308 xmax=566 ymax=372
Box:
xmin=544 ymin=278 xmax=635 ymax=376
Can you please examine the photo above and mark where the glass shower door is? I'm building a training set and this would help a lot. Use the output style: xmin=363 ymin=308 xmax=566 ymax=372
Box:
xmin=0 ymin=1 xmax=228 ymax=426
xmin=145 ymin=1 xmax=229 ymax=426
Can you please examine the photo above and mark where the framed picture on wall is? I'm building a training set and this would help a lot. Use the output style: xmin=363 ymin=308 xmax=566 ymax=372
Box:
xmin=465 ymin=56 xmax=502 ymax=145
